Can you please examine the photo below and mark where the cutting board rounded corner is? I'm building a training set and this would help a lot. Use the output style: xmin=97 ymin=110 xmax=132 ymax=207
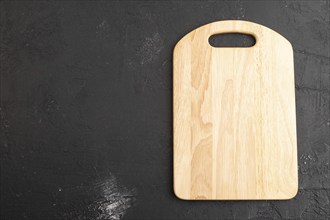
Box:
xmin=173 ymin=183 xmax=190 ymax=201
xmin=286 ymin=187 xmax=299 ymax=200
xmin=282 ymin=181 xmax=299 ymax=200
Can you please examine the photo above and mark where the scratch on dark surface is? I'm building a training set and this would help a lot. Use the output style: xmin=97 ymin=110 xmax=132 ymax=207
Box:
xmin=301 ymin=189 xmax=330 ymax=219
xmin=53 ymin=173 xmax=136 ymax=220
xmin=254 ymin=203 xmax=282 ymax=219
xmin=96 ymin=19 xmax=113 ymax=40
xmin=295 ymin=85 xmax=330 ymax=94
xmin=235 ymin=0 xmax=245 ymax=19
xmin=130 ymin=30 xmax=169 ymax=92
xmin=294 ymin=49 xmax=330 ymax=60
xmin=269 ymin=202 xmax=283 ymax=219
xmin=89 ymin=174 xmax=136 ymax=220
xmin=138 ymin=32 xmax=164 ymax=65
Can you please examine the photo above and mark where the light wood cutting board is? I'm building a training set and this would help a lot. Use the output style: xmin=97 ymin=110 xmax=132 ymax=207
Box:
xmin=173 ymin=20 xmax=298 ymax=200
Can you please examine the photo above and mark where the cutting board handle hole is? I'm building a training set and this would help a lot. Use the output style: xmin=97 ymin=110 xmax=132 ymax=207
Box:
xmin=208 ymin=33 xmax=256 ymax=48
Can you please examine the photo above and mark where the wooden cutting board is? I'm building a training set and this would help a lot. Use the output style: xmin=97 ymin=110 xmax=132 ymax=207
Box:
xmin=173 ymin=20 xmax=298 ymax=200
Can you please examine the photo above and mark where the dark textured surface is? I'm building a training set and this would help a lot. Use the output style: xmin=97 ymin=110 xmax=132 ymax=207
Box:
xmin=0 ymin=1 xmax=329 ymax=219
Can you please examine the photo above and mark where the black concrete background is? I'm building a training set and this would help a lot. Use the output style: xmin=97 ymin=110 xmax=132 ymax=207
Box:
xmin=1 ymin=1 xmax=329 ymax=219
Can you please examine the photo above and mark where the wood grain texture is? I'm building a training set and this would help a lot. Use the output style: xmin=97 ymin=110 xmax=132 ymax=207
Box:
xmin=173 ymin=20 xmax=298 ymax=200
